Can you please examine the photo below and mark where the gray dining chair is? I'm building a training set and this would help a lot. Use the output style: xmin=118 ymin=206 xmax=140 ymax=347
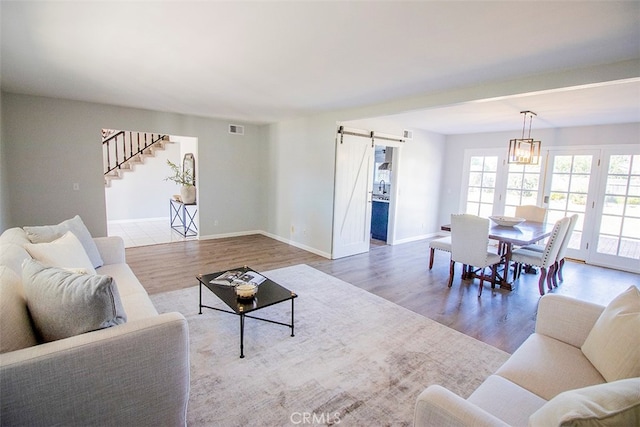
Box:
xmin=428 ymin=236 xmax=451 ymax=270
xmin=511 ymin=216 xmax=571 ymax=295
xmin=449 ymin=214 xmax=502 ymax=297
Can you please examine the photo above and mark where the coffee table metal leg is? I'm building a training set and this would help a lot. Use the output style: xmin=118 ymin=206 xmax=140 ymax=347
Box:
xmin=291 ymin=298 xmax=295 ymax=337
xmin=198 ymin=282 xmax=202 ymax=314
xmin=239 ymin=313 xmax=245 ymax=358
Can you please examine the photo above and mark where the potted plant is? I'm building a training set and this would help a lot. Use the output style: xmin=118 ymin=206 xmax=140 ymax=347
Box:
xmin=165 ymin=159 xmax=196 ymax=204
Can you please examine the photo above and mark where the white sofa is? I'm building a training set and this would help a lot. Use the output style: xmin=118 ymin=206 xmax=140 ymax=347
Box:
xmin=0 ymin=221 xmax=190 ymax=426
xmin=414 ymin=289 xmax=640 ymax=426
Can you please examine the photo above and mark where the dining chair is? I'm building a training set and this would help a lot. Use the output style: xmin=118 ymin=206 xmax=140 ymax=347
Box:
xmin=551 ymin=213 xmax=579 ymax=286
xmin=428 ymin=236 xmax=451 ymax=270
xmin=515 ymin=205 xmax=547 ymax=222
xmin=448 ymin=214 xmax=503 ymax=297
xmin=518 ymin=214 xmax=578 ymax=287
xmin=511 ymin=216 xmax=571 ymax=295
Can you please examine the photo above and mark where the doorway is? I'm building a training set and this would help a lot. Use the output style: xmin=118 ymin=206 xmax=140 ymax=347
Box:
xmin=103 ymin=130 xmax=199 ymax=247
xmin=371 ymin=145 xmax=393 ymax=246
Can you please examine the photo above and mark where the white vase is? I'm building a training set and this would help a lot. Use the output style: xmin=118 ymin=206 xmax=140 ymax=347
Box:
xmin=180 ymin=185 xmax=196 ymax=204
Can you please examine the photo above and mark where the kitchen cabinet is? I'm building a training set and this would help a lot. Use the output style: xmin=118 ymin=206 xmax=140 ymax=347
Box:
xmin=371 ymin=200 xmax=389 ymax=241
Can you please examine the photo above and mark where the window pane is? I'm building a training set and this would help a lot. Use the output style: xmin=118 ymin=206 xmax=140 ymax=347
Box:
xmin=480 ymin=188 xmax=495 ymax=203
xmin=468 ymin=172 xmax=482 ymax=187
xmin=600 ymin=215 xmax=622 ymax=234
xmin=570 ymin=174 xmax=590 ymax=194
xmin=507 ymin=174 xmax=523 ymax=189
xmin=606 ymin=175 xmax=628 ymax=195
xmin=470 ymin=157 xmax=484 ymax=171
xmin=603 ymin=196 xmax=625 ymax=215
xmin=553 ymin=156 xmax=573 ymax=173
xmin=467 ymin=187 xmax=481 ymax=202
xmin=484 ymin=157 xmax=498 ymax=171
xmin=551 ymin=174 xmax=570 ymax=192
xmin=572 ymin=156 xmax=592 ymax=173
xmin=482 ymin=173 xmax=496 ymax=187
xmin=549 ymin=193 xmax=567 ymax=210
xmin=608 ymin=155 xmax=630 ymax=175
xmin=505 ymin=190 xmax=521 ymax=206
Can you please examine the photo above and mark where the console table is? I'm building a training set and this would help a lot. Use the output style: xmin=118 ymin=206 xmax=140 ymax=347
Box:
xmin=170 ymin=198 xmax=198 ymax=237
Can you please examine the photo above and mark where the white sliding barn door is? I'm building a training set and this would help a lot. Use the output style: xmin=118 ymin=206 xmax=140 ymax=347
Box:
xmin=332 ymin=133 xmax=374 ymax=259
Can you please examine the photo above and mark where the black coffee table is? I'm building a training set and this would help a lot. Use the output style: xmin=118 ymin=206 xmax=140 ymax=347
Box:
xmin=197 ymin=266 xmax=297 ymax=358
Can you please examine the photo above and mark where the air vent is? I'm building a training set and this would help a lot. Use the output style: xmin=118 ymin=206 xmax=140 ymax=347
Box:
xmin=402 ymin=129 xmax=413 ymax=140
xmin=229 ymin=124 xmax=244 ymax=135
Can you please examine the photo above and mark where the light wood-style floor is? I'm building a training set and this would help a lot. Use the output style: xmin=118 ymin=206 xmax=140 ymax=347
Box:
xmin=126 ymin=234 xmax=639 ymax=354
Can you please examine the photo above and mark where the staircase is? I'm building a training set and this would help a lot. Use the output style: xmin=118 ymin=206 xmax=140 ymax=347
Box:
xmin=103 ymin=131 xmax=171 ymax=187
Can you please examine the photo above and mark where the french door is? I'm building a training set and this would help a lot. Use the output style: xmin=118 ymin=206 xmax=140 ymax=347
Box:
xmin=461 ymin=146 xmax=639 ymax=273
xmin=541 ymin=149 xmax=600 ymax=262
xmin=588 ymin=148 xmax=640 ymax=272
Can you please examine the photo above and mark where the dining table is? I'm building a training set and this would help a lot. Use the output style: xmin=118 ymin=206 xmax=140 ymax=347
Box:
xmin=440 ymin=220 xmax=555 ymax=290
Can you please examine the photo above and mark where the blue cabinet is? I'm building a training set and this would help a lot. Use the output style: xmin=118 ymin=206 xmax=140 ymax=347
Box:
xmin=371 ymin=201 xmax=389 ymax=241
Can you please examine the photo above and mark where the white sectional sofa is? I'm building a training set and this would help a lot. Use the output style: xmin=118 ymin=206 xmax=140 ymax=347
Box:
xmin=414 ymin=289 xmax=640 ymax=426
xmin=0 ymin=217 xmax=190 ymax=426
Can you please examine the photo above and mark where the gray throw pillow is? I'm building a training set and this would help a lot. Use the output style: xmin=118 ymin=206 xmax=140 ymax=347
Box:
xmin=24 ymin=215 xmax=104 ymax=269
xmin=22 ymin=259 xmax=127 ymax=342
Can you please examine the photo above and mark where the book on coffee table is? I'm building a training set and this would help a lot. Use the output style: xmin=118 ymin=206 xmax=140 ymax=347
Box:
xmin=209 ymin=269 xmax=266 ymax=286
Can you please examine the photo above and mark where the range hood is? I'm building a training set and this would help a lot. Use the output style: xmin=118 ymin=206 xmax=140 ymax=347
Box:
xmin=378 ymin=148 xmax=392 ymax=170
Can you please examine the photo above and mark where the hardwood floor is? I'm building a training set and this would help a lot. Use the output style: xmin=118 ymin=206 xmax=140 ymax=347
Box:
xmin=126 ymin=234 xmax=639 ymax=354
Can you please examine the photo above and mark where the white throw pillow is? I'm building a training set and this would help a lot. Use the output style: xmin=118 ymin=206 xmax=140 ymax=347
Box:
xmin=529 ymin=377 xmax=640 ymax=427
xmin=581 ymin=286 xmax=640 ymax=382
xmin=25 ymin=231 xmax=96 ymax=275
xmin=21 ymin=260 xmax=127 ymax=342
xmin=24 ymin=215 xmax=103 ymax=268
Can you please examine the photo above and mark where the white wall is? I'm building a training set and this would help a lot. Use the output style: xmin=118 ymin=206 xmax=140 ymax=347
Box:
xmin=1 ymin=92 xmax=266 ymax=237
xmin=439 ymin=122 xmax=640 ymax=226
xmin=265 ymin=115 xmax=337 ymax=257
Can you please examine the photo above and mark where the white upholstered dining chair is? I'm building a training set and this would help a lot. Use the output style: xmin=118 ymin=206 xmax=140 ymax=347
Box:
xmin=448 ymin=214 xmax=502 ymax=297
xmin=514 ymin=205 xmax=547 ymax=222
xmin=511 ymin=216 xmax=571 ymax=295
xmin=518 ymin=214 xmax=579 ymax=288
xmin=428 ymin=236 xmax=451 ymax=270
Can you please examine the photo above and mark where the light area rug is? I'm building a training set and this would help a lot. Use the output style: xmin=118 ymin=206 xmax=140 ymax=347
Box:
xmin=151 ymin=264 xmax=509 ymax=426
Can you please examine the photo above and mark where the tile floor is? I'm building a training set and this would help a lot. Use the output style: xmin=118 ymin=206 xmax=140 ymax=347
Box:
xmin=107 ymin=218 xmax=197 ymax=248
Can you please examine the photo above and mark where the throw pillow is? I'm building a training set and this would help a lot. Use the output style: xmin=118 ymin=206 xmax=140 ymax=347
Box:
xmin=529 ymin=377 xmax=640 ymax=427
xmin=24 ymin=231 xmax=97 ymax=275
xmin=24 ymin=215 xmax=104 ymax=268
xmin=581 ymin=285 xmax=640 ymax=382
xmin=0 ymin=266 xmax=38 ymax=353
xmin=21 ymin=260 xmax=127 ymax=342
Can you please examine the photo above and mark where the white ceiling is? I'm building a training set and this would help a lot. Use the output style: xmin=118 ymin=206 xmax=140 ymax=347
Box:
xmin=1 ymin=1 xmax=639 ymax=135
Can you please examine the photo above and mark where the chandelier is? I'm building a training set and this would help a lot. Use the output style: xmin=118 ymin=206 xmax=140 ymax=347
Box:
xmin=507 ymin=110 xmax=541 ymax=165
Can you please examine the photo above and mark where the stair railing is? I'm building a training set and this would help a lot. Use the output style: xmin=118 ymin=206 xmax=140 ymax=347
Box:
xmin=103 ymin=131 xmax=168 ymax=175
